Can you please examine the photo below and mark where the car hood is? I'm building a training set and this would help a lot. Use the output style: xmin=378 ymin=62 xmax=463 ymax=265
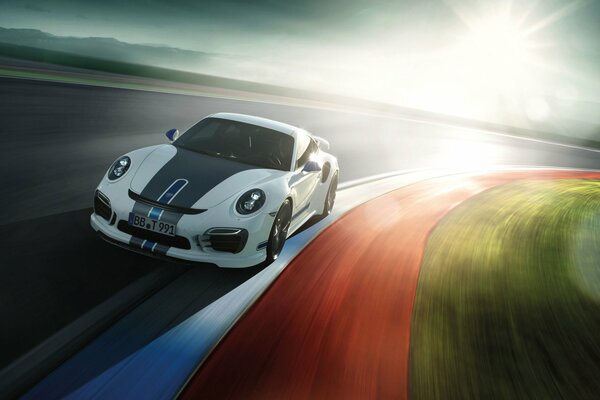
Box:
xmin=129 ymin=144 xmax=284 ymax=209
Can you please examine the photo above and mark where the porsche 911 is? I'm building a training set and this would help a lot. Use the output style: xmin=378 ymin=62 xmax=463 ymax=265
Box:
xmin=90 ymin=113 xmax=339 ymax=267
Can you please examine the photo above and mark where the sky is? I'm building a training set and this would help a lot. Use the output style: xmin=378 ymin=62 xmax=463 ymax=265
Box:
xmin=1 ymin=0 xmax=599 ymax=134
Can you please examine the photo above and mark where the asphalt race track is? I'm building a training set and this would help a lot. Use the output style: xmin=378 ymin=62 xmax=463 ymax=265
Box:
xmin=1 ymin=76 xmax=599 ymax=397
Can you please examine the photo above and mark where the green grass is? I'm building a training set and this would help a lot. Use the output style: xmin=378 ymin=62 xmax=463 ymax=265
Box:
xmin=410 ymin=179 xmax=600 ymax=400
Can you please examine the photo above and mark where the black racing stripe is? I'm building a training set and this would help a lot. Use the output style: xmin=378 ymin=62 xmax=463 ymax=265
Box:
xmin=130 ymin=191 xmax=183 ymax=255
xmin=129 ymin=236 xmax=145 ymax=248
xmin=128 ymin=147 xmax=256 ymax=255
xmin=140 ymin=147 xmax=258 ymax=209
xmin=154 ymin=243 xmax=170 ymax=255
xmin=132 ymin=202 xmax=152 ymax=217
xmin=158 ymin=210 xmax=183 ymax=225
xmin=131 ymin=202 xmax=181 ymax=224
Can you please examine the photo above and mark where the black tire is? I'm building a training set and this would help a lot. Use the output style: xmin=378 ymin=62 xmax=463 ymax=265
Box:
xmin=266 ymin=199 xmax=292 ymax=263
xmin=318 ymin=173 xmax=338 ymax=218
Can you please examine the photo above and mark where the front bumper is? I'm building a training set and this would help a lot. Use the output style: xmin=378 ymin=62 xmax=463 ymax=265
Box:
xmin=90 ymin=189 xmax=274 ymax=268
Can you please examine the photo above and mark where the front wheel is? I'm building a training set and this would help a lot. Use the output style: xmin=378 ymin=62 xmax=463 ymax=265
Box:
xmin=266 ymin=199 xmax=292 ymax=264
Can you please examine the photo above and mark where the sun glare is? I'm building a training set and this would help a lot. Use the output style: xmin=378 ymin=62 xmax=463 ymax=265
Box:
xmin=438 ymin=140 xmax=503 ymax=168
xmin=455 ymin=16 xmax=533 ymax=92
xmin=420 ymin=0 xmax=586 ymax=121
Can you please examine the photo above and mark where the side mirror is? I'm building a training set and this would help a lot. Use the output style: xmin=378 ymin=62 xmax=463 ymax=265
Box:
xmin=303 ymin=160 xmax=322 ymax=173
xmin=313 ymin=136 xmax=330 ymax=151
xmin=166 ymin=128 xmax=180 ymax=142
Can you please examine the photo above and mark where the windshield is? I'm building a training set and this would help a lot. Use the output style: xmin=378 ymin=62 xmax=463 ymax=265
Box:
xmin=174 ymin=117 xmax=294 ymax=171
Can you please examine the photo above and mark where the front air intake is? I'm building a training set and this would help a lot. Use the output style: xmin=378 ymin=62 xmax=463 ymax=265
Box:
xmin=94 ymin=190 xmax=112 ymax=221
xmin=199 ymin=228 xmax=248 ymax=254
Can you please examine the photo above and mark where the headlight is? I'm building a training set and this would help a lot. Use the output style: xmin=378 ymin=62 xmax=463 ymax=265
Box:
xmin=236 ymin=189 xmax=266 ymax=215
xmin=108 ymin=156 xmax=131 ymax=181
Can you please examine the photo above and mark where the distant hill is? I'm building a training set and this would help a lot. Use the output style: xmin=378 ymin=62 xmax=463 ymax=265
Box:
xmin=0 ymin=27 xmax=221 ymax=72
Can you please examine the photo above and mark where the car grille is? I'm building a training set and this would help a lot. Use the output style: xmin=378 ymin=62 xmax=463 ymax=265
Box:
xmin=117 ymin=220 xmax=192 ymax=250
xmin=199 ymin=228 xmax=248 ymax=254
xmin=94 ymin=190 xmax=112 ymax=221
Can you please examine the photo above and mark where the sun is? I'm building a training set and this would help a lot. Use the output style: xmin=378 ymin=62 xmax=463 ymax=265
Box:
xmin=454 ymin=15 xmax=534 ymax=93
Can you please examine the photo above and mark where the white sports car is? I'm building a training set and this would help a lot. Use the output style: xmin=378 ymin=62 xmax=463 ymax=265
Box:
xmin=91 ymin=113 xmax=339 ymax=268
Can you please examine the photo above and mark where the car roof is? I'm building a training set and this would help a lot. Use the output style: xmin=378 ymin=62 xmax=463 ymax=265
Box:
xmin=208 ymin=112 xmax=299 ymax=137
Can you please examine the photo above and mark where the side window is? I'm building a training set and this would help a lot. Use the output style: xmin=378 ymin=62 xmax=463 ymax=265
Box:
xmin=295 ymin=133 xmax=310 ymax=169
xmin=296 ymin=136 xmax=318 ymax=170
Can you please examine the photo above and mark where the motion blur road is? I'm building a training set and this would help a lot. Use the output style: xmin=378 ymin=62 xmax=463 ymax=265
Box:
xmin=0 ymin=75 xmax=599 ymax=397
xmin=181 ymin=169 xmax=600 ymax=400
xmin=2 ymin=77 xmax=599 ymax=225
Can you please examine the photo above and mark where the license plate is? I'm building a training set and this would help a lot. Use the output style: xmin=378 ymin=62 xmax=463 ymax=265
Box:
xmin=128 ymin=213 xmax=176 ymax=236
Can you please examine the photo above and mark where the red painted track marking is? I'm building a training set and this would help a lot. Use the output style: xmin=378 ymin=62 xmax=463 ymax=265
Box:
xmin=181 ymin=170 xmax=600 ymax=400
